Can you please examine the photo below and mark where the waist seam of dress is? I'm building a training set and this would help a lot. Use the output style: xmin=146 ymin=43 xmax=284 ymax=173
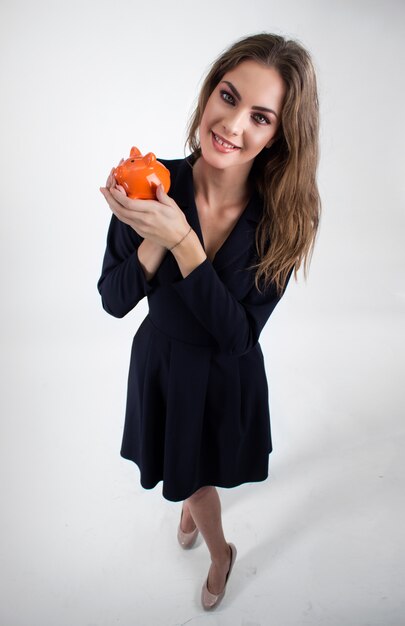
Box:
xmin=146 ymin=314 xmax=215 ymax=349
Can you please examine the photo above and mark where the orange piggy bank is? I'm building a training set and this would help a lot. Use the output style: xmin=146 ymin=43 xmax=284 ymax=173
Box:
xmin=113 ymin=147 xmax=171 ymax=199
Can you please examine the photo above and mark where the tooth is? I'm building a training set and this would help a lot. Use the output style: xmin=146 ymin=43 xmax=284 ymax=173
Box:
xmin=215 ymin=134 xmax=235 ymax=148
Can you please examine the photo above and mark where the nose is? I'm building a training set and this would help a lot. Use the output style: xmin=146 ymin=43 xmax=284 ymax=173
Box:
xmin=222 ymin=108 xmax=245 ymax=137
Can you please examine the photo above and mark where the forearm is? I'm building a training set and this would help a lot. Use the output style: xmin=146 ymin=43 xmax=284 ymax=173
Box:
xmin=170 ymin=228 xmax=207 ymax=278
xmin=97 ymin=216 xmax=169 ymax=318
xmin=171 ymin=254 xmax=294 ymax=356
xmin=137 ymin=238 xmax=169 ymax=281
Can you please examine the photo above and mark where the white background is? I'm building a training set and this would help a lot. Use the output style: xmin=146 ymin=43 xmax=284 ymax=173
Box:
xmin=1 ymin=0 xmax=404 ymax=624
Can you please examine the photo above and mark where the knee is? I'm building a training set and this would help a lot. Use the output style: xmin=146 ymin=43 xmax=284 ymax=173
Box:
xmin=187 ymin=485 xmax=214 ymax=503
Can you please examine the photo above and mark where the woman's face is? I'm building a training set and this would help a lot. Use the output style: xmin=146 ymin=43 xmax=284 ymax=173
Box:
xmin=198 ymin=59 xmax=286 ymax=171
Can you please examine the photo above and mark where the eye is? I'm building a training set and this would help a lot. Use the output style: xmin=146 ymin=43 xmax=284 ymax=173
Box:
xmin=252 ymin=113 xmax=271 ymax=126
xmin=220 ymin=90 xmax=235 ymax=104
xmin=219 ymin=90 xmax=271 ymax=125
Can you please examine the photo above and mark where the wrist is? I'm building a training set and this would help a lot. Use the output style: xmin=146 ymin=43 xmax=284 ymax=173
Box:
xmin=168 ymin=225 xmax=193 ymax=251
xmin=170 ymin=227 xmax=207 ymax=259
xmin=141 ymin=237 xmax=168 ymax=252
xmin=170 ymin=228 xmax=207 ymax=278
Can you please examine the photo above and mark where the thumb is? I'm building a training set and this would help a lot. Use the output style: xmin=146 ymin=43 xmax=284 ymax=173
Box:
xmin=156 ymin=182 xmax=168 ymax=200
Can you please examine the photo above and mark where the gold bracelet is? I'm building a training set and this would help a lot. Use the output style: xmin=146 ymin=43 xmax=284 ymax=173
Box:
xmin=169 ymin=225 xmax=192 ymax=251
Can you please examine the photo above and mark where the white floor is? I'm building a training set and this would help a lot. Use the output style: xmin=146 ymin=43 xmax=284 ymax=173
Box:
xmin=1 ymin=313 xmax=404 ymax=626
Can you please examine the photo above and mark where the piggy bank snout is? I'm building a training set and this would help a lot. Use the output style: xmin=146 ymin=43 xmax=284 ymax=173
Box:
xmin=113 ymin=164 xmax=126 ymax=181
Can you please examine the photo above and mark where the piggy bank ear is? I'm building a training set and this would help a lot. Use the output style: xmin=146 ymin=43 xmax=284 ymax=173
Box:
xmin=130 ymin=146 xmax=142 ymax=158
xmin=144 ymin=152 xmax=156 ymax=167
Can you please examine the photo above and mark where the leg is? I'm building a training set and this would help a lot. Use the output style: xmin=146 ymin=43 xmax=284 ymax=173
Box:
xmin=186 ymin=486 xmax=232 ymax=595
xmin=179 ymin=498 xmax=197 ymax=533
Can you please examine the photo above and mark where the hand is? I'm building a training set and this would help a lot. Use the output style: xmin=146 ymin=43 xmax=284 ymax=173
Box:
xmin=103 ymin=160 xmax=127 ymax=195
xmin=99 ymin=173 xmax=191 ymax=250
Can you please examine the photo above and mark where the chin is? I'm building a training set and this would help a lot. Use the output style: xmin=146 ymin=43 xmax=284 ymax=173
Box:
xmin=201 ymin=152 xmax=228 ymax=171
xmin=201 ymin=138 xmax=237 ymax=170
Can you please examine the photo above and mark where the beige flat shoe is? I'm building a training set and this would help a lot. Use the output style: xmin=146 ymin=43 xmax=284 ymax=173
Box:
xmin=177 ymin=505 xmax=199 ymax=549
xmin=201 ymin=542 xmax=237 ymax=610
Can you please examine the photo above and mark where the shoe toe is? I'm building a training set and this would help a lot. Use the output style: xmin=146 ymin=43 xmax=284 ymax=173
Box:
xmin=201 ymin=543 xmax=237 ymax=610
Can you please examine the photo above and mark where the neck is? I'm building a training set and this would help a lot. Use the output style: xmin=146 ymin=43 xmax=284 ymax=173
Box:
xmin=192 ymin=155 xmax=253 ymax=211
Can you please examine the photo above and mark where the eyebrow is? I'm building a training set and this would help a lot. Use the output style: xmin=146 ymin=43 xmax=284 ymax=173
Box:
xmin=221 ymin=80 xmax=279 ymax=120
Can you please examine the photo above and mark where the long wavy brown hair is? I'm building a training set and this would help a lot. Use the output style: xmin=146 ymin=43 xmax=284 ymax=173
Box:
xmin=184 ymin=33 xmax=322 ymax=297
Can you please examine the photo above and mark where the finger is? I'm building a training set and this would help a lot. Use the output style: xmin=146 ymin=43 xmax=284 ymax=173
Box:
xmin=101 ymin=187 xmax=137 ymax=221
xmin=106 ymin=185 xmax=154 ymax=217
xmin=104 ymin=187 xmax=143 ymax=217
xmin=115 ymin=184 xmax=127 ymax=195
xmin=108 ymin=186 xmax=137 ymax=210
xmin=156 ymin=183 xmax=173 ymax=205
xmin=106 ymin=167 xmax=115 ymax=188
xmin=110 ymin=170 xmax=118 ymax=189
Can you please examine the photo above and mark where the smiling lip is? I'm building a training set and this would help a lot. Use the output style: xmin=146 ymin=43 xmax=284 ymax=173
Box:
xmin=211 ymin=131 xmax=241 ymax=151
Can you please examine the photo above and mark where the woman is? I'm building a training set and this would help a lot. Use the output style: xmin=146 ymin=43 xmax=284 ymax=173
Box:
xmin=98 ymin=32 xmax=321 ymax=610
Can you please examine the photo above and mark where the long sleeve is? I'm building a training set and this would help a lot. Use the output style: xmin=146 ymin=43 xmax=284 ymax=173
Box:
xmin=172 ymin=257 xmax=294 ymax=357
xmin=97 ymin=214 xmax=156 ymax=318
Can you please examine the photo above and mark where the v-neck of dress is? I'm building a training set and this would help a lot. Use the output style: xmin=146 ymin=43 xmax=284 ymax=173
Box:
xmin=189 ymin=169 xmax=254 ymax=266
xmin=192 ymin=197 xmax=252 ymax=265
xmin=170 ymin=154 xmax=263 ymax=271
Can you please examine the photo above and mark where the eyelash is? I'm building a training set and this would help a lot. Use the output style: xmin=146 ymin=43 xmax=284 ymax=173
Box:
xmin=219 ymin=90 xmax=271 ymax=125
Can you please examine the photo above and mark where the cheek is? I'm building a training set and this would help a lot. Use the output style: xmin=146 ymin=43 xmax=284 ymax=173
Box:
xmin=245 ymin=130 xmax=265 ymax=149
xmin=200 ymin=109 xmax=218 ymax=140
xmin=255 ymin=129 xmax=273 ymax=148
xmin=203 ymin=95 xmax=224 ymax=122
xmin=199 ymin=108 xmax=211 ymax=135
xmin=200 ymin=112 xmax=209 ymax=130
xmin=201 ymin=102 xmax=215 ymax=125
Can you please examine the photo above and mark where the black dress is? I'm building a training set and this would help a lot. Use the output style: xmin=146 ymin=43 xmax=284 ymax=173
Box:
xmin=97 ymin=155 xmax=293 ymax=502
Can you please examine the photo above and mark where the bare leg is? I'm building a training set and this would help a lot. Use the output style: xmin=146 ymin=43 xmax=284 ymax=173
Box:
xmin=185 ymin=486 xmax=232 ymax=595
xmin=179 ymin=499 xmax=197 ymax=533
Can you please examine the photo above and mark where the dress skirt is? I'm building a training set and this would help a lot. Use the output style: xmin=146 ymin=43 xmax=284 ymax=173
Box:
xmin=120 ymin=313 xmax=273 ymax=502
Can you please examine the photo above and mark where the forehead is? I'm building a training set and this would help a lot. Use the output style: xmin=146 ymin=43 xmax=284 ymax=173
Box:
xmin=221 ymin=59 xmax=286 ymax=106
